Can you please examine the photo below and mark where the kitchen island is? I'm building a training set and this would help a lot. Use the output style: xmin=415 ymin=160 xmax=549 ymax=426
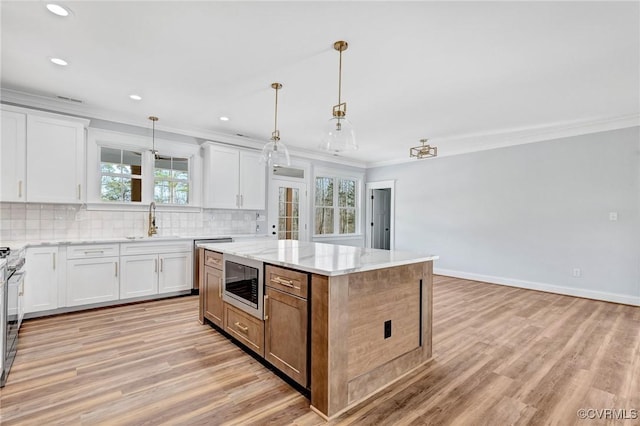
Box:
xmin=197 ymin=239 xmax=438 ymax=419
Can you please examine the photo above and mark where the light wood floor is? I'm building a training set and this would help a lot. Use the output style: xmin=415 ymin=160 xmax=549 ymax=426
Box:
xmin=1 ymin=276 xmax=638 ymax=425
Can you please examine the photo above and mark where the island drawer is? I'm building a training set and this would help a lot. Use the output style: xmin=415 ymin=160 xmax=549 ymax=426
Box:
xmin=204 ymin=250 xmax=223 ymax=269
xmin=265 ymin=264 xmax=309 ymax=299
xmin=224 ymin=304 xmax=264 ymax=357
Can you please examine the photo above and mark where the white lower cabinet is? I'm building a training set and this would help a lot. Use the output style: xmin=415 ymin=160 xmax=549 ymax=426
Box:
xmin=120 ymin=241 xmax=192 ymax=300
xmin=25 ymin=247 xmax=59 ymax=314
xmin=65 ymin=244 xmax=120 ymax=307
xmin=120 ymin=254 xmax=159 ymax=298
xmin=158 ymin=252 xmax=192 ymax=293
xmin=25 ymin=241 xmax=193 ymax=316
xmin=66 ymin=257 xmax=119 ymax=306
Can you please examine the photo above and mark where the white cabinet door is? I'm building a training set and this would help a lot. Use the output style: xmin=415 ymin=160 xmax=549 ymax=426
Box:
xmin=25 ymin=247 xmax=59 ymax=313
xmin=66 ymin=257 xmax=119 ymax=306
xmin=0 ymin=109 xmax=27 ymax=202
xmin=203 ymin=144 xmax=240 ymax=209
xmin=158 ymin=252 xmax=192 ymax=293
xmin=26 ymin=115 xmax=85 ymax=203
xmin=239 ymin=150 xmax=266 ymax=210
xmin=120 ymin=254 xmax=158 ymax=299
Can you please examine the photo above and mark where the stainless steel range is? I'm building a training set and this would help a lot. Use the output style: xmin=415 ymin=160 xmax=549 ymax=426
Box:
xmin=1 ymin=247 xmax=26 ymax=387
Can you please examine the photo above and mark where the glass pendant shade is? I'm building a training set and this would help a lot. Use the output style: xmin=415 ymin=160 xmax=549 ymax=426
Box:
xmin=321 ymin=116 xmax=357 ymax=153
xmin=260 ymin=140 xmax=291 ymax=167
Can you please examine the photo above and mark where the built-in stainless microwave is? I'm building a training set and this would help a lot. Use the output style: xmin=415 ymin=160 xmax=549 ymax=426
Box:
xmin=222 ymin=254 xmax=264 ymax=319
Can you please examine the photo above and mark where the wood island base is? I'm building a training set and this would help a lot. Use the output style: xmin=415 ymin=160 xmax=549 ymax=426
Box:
xmin=310 ymin=261 xmax=433 ymax=419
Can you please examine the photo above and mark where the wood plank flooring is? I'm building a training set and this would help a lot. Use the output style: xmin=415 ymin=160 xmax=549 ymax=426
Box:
xmin=1 ymin=276 xmax=638 ymax=425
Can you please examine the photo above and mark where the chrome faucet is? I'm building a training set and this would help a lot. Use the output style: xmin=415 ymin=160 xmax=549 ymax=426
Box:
xmin=148 ymin=202 xmax=158 ymax=237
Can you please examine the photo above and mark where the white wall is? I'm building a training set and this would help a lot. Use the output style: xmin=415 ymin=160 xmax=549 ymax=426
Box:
xmin=367 ymin=127 xmax=640 ymax=305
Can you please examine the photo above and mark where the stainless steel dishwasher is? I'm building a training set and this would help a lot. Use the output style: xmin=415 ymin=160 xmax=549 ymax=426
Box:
xmin=193 ymin=238 xmax=233 ymax=292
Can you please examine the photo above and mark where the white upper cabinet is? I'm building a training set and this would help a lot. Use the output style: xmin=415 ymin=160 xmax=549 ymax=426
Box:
xmin=203 ymin=143 xmax=265 ymax=210
xmin=0 ymin=109 xmax=27 ymax=202
xmin=0 ymin=105 xmax=89 ymax=204
xmin=26 ymin=114 xmax=88 ymax=203
xmin=239 ymin=150 xmax=266 ymax=210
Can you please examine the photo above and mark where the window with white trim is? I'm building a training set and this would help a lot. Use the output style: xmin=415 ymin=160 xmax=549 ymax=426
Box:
xmin=154 ymin=155 xmax=190 ymax=205
xmin=314 ymin=175 xmax=358 ymax=235
xmin=100 ymin=147 xmax=143 ymax=202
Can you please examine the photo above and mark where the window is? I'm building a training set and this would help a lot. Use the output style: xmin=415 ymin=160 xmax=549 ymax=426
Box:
xmin=100 ymin=147 xmax=143 ymax=202
xmin=154 ymin=155 xmax=189 ymax=205
xmin=278 ymin=187 xmax=300 ymax=240
xmin=315 ymin=176 xmax=358 ymax=235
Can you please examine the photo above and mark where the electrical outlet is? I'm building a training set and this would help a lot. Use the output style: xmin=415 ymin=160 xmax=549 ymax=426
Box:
xmin=572 ymin=268 xmax=582 ymax=278
xmin=609 ymin=212 xmax=618 ymax=221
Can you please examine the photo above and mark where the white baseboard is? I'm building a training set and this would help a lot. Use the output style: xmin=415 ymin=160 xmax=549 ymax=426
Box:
xmin=433 ymin=268 xmax=640 ymax=307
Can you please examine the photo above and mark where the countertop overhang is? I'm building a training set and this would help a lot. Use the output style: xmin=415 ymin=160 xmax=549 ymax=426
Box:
xmin=197 ymin=240 xmax=438 ymax=276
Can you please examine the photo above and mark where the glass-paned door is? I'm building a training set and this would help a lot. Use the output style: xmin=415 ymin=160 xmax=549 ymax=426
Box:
xmin=269 ymin=180 xmax=308 ymax=241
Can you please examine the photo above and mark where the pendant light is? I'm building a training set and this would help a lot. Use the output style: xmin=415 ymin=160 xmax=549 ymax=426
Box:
xmin=149 ymin=116 xmax=159 ymax=159
xmin=321 ymin=40 xmax=357 ymax=153
xmin=260 ymin=82 xmax=291 ymax=167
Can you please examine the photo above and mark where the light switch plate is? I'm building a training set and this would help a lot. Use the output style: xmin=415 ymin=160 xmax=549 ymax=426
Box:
xmin=609 ymin=212 xmax=618 ymax=221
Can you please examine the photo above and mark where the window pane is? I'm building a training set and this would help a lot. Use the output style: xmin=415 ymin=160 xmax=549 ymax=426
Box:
xmin=173 ymin=157 xmax=188 ymax=172
xmin=123 ymin=150 xmax=142 ymax=168
xmin=121 ymin=177 xmax=132 ymax=202
xmin=154 ymin=181 xmax=170 ymax=204
xmin=315 ymin=207 xmax=334 ymax=234
xmin=315 ymin=177 xmax=333 ymax=206
xmin=173 ymin=170 xmax=188 ymax=180
xmin=338 ymin=179 xmax=356 ymax=208
xmin=101 ymin=176 xmax=123 ymax=201
xmin=174 ymin=182 xmax=189 ymax=204
xmin=101 ymin=163 xmax=119 ymax=174
xmin=131 ymin=177 xmax=142 ymax=202
xmin=339 ymin=208 xmax=356 ymax=234
xmin=101 ymin=147 xmax=122 ymax=165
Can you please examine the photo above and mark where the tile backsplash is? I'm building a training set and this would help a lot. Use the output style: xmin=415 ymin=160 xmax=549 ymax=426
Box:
xmin=0 ymin=203 xmax=262 ymax=242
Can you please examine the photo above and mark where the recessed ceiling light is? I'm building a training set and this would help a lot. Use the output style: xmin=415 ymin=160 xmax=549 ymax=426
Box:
xmin=219 ymin=116 xmax=230 ymax=121
xmin=129 ymin=94 xmax=142 ymax=101
xmin=50 ymin=57 xmax=68 ymax=66
xmin=46 ymin=3 xmax=71 ymax=17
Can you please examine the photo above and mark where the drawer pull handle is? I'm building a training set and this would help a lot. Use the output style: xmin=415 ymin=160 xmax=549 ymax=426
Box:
xmin=84 ymin=250 xmax=104 ymax=255
xmin=234 ymin=322 xmax=249 ymax=334
xmin=264 ymin=295 xmax=269 ymax=320
xmin=271 ymin=276 xmax=297 ymax=288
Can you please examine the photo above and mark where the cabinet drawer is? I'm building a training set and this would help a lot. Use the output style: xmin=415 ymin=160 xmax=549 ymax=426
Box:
xmin=204 ymin=250 xmax=223 ymax=269
xmin=224 ymin=304 xmax=264 ymax=357
xmin=265 ymin=264 xmax=308 ymax=299
xmin=120 ymin=240 xmax=192 ymax=256
xmin=67 ymin=244 xmax=120 ymax=259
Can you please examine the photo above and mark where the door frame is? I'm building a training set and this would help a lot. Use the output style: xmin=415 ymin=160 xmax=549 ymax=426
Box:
xmin=365 ymin=180 xmax=396 ymax=250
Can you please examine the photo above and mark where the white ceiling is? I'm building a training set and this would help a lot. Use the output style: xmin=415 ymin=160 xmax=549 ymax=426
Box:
xmin=2 ymin=1 xmax=639 ymax=167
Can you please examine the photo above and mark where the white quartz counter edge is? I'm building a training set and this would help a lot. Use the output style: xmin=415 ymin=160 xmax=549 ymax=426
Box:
xmin=0 ymin=234 xmax=271 ymax=251
xmin=199 ymin=241 xmax=438 ymax=277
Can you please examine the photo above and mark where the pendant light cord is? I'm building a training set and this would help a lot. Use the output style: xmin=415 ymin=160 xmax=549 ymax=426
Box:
xmin=338 ymin=48 xmax=342 ymax=106
xmin=274 ymin=85 xmax=279 ymax=139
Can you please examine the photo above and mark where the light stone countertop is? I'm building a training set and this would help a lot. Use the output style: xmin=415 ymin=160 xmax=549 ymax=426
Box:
xmin=0 ymin=234 xmax=271 ymax=251
xmin=198 ymin=239 xmax=438 ymax=276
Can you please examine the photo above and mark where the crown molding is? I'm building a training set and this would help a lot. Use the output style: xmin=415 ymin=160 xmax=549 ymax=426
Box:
xmin=0 ymin=88 xmax=367 ymax=169
xmin=366 ymin=113 xmax=640 ymax=168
